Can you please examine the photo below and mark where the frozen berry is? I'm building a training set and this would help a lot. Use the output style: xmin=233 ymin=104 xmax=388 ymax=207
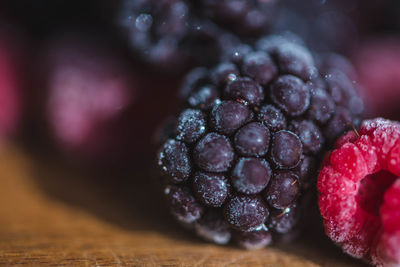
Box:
xmin=157 ymin=34 xmax=364 ymax=248
xmin=318 ymin=118 xmax=400 ymax=265
xmin=116 ymin=0 xmax=277 ymax=70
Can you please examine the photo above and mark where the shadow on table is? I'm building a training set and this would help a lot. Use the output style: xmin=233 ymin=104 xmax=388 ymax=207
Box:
xmin=26 ymin=146 xmax=367 ymax=267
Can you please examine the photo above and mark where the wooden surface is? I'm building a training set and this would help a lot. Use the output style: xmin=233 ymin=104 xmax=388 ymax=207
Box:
xmin=0 ymin=143 xmax=368 ymax=266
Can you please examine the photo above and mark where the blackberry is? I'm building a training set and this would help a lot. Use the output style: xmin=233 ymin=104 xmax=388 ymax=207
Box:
xmin=157 ymin=34 xmax=364 ymax=248
xmin=194 ymin=0 xmax=276 ymax=37
xmin=116 ymin=0 xmax=277 ymax=70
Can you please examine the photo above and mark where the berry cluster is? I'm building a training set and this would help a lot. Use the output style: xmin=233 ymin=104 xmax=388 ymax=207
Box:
xmin=157 ymin=35 xmax=363 ymax=248
xmin=116 ymin=0 xmax=275 ymax=70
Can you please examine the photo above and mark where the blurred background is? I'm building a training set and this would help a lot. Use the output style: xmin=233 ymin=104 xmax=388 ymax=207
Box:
xmin=0 ymin=1 xmax=399 ymax=265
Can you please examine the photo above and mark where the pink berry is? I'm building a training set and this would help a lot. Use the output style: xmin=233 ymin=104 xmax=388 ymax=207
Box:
xmin=43 ymin=35 xmax=135 ymax=161
xmin=318 ymin=118 xmax=400 ymax=265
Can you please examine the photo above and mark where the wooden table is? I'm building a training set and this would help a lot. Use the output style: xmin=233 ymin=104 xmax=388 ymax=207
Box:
xmin=0 ymin=143 xmax=367 ymax=266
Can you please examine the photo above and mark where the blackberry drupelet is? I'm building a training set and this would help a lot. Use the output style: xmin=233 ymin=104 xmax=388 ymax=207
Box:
xmin=157 ymin=34 xmax=364 ymax=248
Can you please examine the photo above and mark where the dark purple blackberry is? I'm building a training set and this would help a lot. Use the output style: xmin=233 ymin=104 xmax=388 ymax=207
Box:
xmin=156 ymin=34 xmax=364 ymax=248
xmin=116 ymin=0 xmax=277 ymax=70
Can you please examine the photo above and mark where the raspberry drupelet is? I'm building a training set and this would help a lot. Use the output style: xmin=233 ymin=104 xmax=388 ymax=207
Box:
xmin=157 ymin=34 xmax=363 ymax=248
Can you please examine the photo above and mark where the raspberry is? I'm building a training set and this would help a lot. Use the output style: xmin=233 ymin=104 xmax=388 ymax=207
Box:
xmin=157 ymin=34 xmax=363 ymax=248
xmin=318 ymin=118 xmax=400 ymax=265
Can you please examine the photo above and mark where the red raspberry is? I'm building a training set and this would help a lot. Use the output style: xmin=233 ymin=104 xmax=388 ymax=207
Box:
xmin=318 ymin=118 xmax=400 ymax=265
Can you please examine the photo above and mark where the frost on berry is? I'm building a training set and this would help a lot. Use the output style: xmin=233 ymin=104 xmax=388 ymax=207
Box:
xmin=157 ymin=33 xmax=365 ymax=248
xmin=318 ymin=118 xmax=400 ymax=265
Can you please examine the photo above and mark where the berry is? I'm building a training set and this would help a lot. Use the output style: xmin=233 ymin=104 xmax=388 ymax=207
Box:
xmin=43 ymin=36 xmax=136 ymax=162
xmin=318 ymin=118 xmax=400 ymax=265
xmin=157 ymin=34 xmax=364 ymax=248
xmin=116 ymin=0 xmax=276 ymax=70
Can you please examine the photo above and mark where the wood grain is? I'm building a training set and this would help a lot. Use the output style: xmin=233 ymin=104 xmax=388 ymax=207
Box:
xmin=0 ymin=144 xmax=367 ymax=266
